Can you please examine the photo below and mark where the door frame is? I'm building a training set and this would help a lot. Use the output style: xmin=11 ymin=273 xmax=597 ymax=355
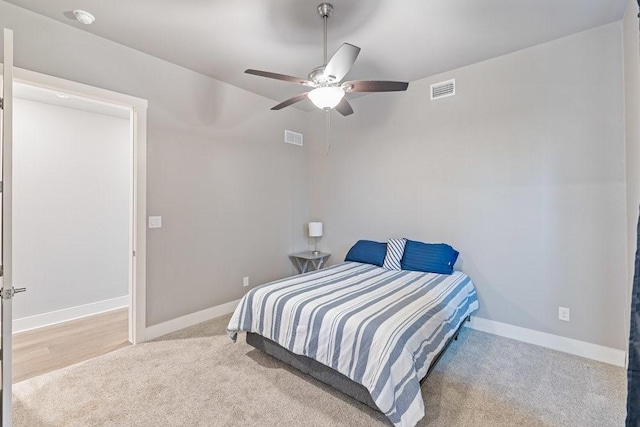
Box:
xmin=2 ymin=27 xmax=15 ymax=427
xmin=1 ymin=66 xmax=148 ymax=344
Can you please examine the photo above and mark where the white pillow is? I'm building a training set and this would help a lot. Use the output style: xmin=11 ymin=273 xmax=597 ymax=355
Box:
xmin=382 ymin=238 xmax=406 ymax=271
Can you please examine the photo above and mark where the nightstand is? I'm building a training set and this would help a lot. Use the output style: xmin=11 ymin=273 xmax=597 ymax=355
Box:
xmin=290 ymin=251 xmax=331 ymax=274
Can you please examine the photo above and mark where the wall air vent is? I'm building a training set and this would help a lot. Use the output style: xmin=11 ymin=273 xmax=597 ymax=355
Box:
xmin=430 ymin=79 xmax=455 ymax=100
xmin=284 ymin=130 xmax=303 ymax=146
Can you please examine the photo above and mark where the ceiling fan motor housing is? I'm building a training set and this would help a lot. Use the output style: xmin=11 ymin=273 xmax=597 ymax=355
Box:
xmin=309 ymin=66 xmax=336 ymax=84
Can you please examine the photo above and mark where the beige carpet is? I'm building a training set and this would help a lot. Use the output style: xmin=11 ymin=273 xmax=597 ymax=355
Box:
xmin=13 ymin=314 xmax=626 ymax=426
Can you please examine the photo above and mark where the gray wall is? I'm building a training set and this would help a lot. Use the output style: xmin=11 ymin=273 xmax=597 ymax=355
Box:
xmin=13 ymin=98 xmax=129 ymax=318
xmin=307 ymin=23 xmax=628 ymax=350
xmin=0 ymin=1 xmax=309 ymax=326
xmin=624 ymin=0 xmax=640 ymax=344
xmin=2 ymin=1 xmax=633 ymax=350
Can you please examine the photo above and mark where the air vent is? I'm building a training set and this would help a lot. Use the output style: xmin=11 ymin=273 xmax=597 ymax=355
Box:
xmin=284 ymin=130 xmax=303 ymax=146
xmin=430 ymin=79 xmax=455 ymax=100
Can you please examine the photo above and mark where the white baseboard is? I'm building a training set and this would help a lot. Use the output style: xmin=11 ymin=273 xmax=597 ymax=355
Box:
xmin=466 ymin=316 xmax=627 ymax=367
xmin=145 ymin=299 xmax=241 ymax=341
xmin=14 ymin=295 xmax=129 ymax=333
xmin=144 ymin=304 xmax=627 ymax=367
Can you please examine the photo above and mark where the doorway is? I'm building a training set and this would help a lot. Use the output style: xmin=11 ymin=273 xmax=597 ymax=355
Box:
xmin=10 ymin=68 xmax=147 ymax=342
xmin=0 ymin=67 xmax=148 ymax=342
xmin=12 ymin=82 xmax=132 ymax=381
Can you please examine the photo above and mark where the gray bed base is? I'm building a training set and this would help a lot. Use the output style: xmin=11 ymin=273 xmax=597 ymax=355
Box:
xmin=246 ymin=316 xmax=470 ymax=412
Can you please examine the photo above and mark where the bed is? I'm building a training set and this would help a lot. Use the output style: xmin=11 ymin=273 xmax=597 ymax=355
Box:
xmin=227 ymin=260 xmax=478 ymax=427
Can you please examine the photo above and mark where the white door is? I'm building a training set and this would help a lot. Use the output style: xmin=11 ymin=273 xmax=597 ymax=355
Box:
xmin=1 ymin=28 xmax=24 ymax=427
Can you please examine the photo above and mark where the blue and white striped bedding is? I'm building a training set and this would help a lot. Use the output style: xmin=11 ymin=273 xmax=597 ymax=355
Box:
xmin=227 ymin=261 xmax=479 ymax=427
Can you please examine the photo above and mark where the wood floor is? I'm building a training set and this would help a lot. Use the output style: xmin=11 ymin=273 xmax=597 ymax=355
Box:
xmin=12 ymin=308 xmax=130 ymax=383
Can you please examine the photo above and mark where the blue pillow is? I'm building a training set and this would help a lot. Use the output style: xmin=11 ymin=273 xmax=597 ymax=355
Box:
xmin=345 ymin=240 xmax=387 ymax=267
xmin=400 ymin=240 xmax=459 ymax=274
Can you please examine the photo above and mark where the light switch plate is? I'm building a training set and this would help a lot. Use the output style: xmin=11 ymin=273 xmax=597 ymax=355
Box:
xmin=148 ymin=216 xmax=162 ymax=229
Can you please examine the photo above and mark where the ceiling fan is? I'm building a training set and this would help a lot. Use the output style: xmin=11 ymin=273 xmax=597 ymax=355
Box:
xmin=245 ymin=3 xmax=409 ymax=116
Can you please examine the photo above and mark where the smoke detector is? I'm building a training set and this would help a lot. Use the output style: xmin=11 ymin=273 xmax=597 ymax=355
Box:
xmin=73 ymin=10 xmax=95 ymax=25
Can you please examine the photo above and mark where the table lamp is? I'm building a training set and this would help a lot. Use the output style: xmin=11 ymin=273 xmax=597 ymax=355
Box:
xmin=308 ymin=222 xmax=323 ymax=255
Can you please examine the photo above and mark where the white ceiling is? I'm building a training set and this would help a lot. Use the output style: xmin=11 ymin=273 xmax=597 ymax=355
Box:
xmin=4 ymin=0 xmax=627 ymax=108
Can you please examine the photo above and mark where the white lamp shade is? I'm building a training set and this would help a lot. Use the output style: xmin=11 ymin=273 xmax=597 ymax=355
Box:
xmin=308 ymin=87 xmax=345 ymax=109
xmin=308 ymin=222 xmax=323 ymax=237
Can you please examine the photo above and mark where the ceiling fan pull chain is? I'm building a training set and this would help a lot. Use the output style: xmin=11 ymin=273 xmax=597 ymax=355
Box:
xmin=325 ymin=109 xmax=331 ymax=155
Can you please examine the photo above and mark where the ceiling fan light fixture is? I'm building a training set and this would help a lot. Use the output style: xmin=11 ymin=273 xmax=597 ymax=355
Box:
xmin=308 ymin=86 xmax=345 ymax=109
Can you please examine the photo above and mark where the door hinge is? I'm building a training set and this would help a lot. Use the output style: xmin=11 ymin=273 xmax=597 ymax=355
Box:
xmin=0 ymin=97 xmax=3 ymax=110
xmin=0 ymin=265 xmax=3 ymax=277
xmin=132 ymin=250 xmax=136 ymax=257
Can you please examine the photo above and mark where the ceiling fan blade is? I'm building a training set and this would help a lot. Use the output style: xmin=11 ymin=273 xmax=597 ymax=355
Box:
xmin=271 ymin=93 xmax=309 ymax=110
xmin=335 ymin=98 xmax=354 ymax=116
xmin=343 ymin=80 xmax=409 ymax=92
xmin=324 ymin=43 xmax=361 ymax=82
xmin=245 ymin=69 xmax=314 ymax=87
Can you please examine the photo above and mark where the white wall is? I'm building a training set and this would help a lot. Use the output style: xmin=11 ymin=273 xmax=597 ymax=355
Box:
xmin=307 ymin=23 xmax=628 ymax=350
xmin=0 ymin=1 xmax=309 ymax=327
xmin=12 ymin=98 xmax=130 ymax=320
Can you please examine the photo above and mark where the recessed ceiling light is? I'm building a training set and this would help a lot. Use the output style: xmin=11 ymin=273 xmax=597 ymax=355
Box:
xmin=73 ymin=10 xmax=95 ymax=25
xmin=55 ymin=93 xmax=70 ymax=99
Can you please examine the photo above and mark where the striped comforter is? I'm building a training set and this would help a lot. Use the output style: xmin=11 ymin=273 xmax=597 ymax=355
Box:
xmin=227 ymin=262 xmax=478 ymax=427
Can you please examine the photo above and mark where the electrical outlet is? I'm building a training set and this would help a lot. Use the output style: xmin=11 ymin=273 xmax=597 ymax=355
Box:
xmin=558 ymin=307 xmax=570 ymax=322
xmin=243 ymin=277 xmax=249 ymax=287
